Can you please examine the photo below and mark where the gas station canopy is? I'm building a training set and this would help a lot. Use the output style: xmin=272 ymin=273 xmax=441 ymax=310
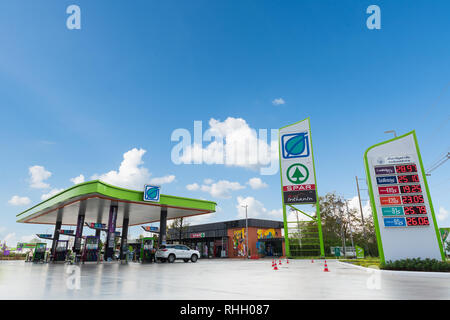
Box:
xmin=16 ymin=180 xmax=216 ymax=228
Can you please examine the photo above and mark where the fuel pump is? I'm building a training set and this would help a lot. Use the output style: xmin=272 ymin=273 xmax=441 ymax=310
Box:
xmin=54 ymin=240 xmax=68 ymax=262
xmin=82 ymin=236 xmax=99 ymax=262
xmin=32 ymin=243 xmax=46 ymax=263
xmin=140 ymin=237 xmax=155 ymax=263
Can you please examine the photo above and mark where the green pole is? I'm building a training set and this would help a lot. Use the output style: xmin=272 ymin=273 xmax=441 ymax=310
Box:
xmin=309 ymin=119 xmax=325 ymax=257
xmin=279 ymin=129 xmax=290 ymax=257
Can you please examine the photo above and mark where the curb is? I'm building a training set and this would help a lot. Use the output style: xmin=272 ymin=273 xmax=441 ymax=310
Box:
xmin=335 ymin=260 xmax=450 ymax=279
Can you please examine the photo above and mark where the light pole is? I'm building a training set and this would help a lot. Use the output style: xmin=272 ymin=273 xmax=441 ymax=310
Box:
xmin=384 ymin=130 xmax=397 ymax=138
xmin=242 ymin=205 xmax=249 ymax=259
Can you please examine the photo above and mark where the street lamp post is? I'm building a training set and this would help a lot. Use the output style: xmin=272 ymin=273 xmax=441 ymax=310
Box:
xmin=242 ymin=205 xmax=249 ymax=259
xmin=384 ymin=130 xmax=397 ymax=138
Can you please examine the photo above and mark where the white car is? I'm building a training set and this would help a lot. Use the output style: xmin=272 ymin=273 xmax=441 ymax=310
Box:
xmin=156 ymin=244 xmax=200 ymax=263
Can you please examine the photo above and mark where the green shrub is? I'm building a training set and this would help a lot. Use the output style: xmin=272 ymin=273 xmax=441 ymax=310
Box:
xmin=381 ymin=258 xmax=450 ymax=272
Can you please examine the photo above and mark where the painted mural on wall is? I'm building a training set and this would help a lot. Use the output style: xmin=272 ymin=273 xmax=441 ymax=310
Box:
xmin=232 ymin=228 xmax=246 ymax=257
xmin=256 ymin=228 xmax=279 ymax=256
xmin=257 ymin=228 xmax=277 ymax=239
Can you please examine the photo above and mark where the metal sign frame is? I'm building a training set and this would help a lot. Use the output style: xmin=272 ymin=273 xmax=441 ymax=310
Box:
xmin=278 ymin=118 xmax=324 ymax=257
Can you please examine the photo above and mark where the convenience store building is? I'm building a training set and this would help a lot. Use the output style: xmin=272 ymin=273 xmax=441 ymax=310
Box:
xmin=167 ymin=218 xmax=285 ymax=258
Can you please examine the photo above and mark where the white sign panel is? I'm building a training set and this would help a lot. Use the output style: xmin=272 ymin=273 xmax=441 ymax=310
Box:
xmin=279 ymin=118 xmax=316 ymax=204
xmin=365 ymin=132 xmax=443 ymax=262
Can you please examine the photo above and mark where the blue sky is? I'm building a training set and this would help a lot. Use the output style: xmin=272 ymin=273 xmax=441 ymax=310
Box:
xmin=0 ymin=1 xmax=449 ymax=246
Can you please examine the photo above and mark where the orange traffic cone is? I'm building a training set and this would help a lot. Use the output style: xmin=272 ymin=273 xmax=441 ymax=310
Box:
xmin=286 ymin=258 xmax=289 ymax=264
xmin=273 ymin=262 xmax=278 ymax=270
xmin=311 ymin=258 xmax=314 ymax=263
xmin=323 ymin=260 xmax=329 ymax=272
xmin=279 ymin=259 xmax=282 ymax=265
xmin=272 ymin=259 xmax=274 ymax=267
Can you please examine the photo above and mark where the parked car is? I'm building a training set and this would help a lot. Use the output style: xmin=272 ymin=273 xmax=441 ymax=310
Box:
xmin=156 ymin=244 xmax=200 ymax=263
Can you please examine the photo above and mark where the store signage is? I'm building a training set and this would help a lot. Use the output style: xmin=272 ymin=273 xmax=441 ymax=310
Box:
xmin=355 ymin=245 xmax=365 ymax=259
xmin=364 ymin=131 xmax=444 ymax=262
xmin=279 ymin=118 xmax=317 ymax=205
xmin=142 ymin=226 xmax=159 ymax=233
xmin=59 ymin=230 xmax=74 ymax=235
xmin=36 ymin=234 xmax=53 ymax=239
xmin=143 ymin=185 xmax=160 ymax=202
xmin=190 ymin=233 xmax=205 ymax=239
xmin=88 ymin=223 xmax=106 ymax=229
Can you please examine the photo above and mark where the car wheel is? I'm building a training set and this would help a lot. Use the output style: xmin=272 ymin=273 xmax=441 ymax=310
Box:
xmin=191 ymin=254 xmax=198 ymax=263
xmin=183 ymin=259 xmax=189 ymax=263
xmin=168 ymin=254 xmax=176 ymax=263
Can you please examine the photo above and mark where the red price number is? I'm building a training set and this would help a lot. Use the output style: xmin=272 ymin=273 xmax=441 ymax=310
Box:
xmin=395 ymin=164 xmax=417 ymax=173
xmin=402 ymin=195 xmax=424 ymax=204
xmin=400 ymin=185 xmax=422 ymax=194
xmin=406 ymin=216 xmax=429 ymax=226
xmin=397 ymin=175 xmax=420 ymax=184
xmin=403 ymin=206 xmax=427 ymax=215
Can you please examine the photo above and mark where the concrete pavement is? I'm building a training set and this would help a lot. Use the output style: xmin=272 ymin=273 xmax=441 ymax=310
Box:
xmin=0 ymin=259 xmax=448 ymax=299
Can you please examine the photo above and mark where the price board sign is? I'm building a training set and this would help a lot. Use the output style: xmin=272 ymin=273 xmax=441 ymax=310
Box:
xmin=364 ymin=131 xmax=445 ymax=263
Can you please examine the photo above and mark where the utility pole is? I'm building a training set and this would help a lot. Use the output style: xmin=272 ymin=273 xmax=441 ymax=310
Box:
xmin=242 ymin=205 xmax=249 ymax=259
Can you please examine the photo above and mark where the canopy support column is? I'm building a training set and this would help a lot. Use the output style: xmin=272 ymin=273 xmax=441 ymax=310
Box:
xmin=104 ymin=202 xmax=118 ymax=261
xmin=159 ymin=207 xmax=167 ymax=247
xmin=120 ymin=203 xmax=130 ymax=261
xmin=73 ymin=200 xmax=87 ymax=256
xmin=51 ymin=208 xmax=63 ymax=262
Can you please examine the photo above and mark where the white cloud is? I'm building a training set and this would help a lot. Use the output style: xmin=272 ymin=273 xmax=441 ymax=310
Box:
xmin=186 ymin=183 xmax=200 ymax=191
xmin=150 ymin=175 xmax=176 ymax=185
xmin=236 ymin=196 xmax=268 ymax=218
xmin=29 ymin=165 xmax=51 ymax=189
xmin=185 ymin=210 xmax=219 ymax=225
xmin=179 ymin=117 xmax=278 ymax=170
xmin=272 ymin=98 xmax=286 ymax=106
xmin=247 ymin=177 xmax=268 ymax=190
xmin=2 ymin=232 xmax=16 ymax=245
xmin=70 ymin=174 xmax=85 ymax=185
xmin=201 ymin=180 xmax=245 ymax=199
xmin=8 ymin=195 xmax=31 ymax=206
xmin=438 ymin=206 xmax=449 ymax=221
xmin=41 ymin=188 xmax=64 ymax=200
xmin=203 ymin=178 xmax=214 ymax=185
xmin=91 ymin=148 xmax=151 ymax=190
xmin=347 ymin=196 xmax=372 ymax=219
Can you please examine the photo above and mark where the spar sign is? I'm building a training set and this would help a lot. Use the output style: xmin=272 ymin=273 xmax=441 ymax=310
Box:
xmin=278 ymin=118 xmax=325 ymax=257
xmin=364 ymin=131 xmax=445 ymax=263
xmin=279 ymin=118 xmax=317 ymax=204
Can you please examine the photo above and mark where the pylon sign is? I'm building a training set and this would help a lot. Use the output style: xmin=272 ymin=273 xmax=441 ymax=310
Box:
xmin=279 ymin=118 xmax=317 ymax=204
xmin=364 ymin=131 xmax=445 ymax=263
xmin=279 ymin=118 xmax=325 ymax=258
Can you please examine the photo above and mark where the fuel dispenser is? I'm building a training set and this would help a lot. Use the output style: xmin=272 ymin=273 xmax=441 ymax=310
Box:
xmin=54 ymin=240 xmax=69 ymax=262
xmin=32 ymin=243 xmax=46 ymax=263
xmin=140 ymin=237 xmax=155 ymax=263
xmin=82 ymin=236 xmax=99 ymax=262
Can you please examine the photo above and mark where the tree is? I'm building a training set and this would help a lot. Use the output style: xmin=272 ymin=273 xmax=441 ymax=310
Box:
xmin=314 ymin=192 xmax=378 ymax=257
xmin=167 ymin=217 xmax=190 ymax=242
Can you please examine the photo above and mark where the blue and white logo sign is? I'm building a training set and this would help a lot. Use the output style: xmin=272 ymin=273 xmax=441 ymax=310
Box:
xmin=281 ymin=132 xmax=310 ymax=159
xmin=144 ymin=185 xmax=160 ymax=202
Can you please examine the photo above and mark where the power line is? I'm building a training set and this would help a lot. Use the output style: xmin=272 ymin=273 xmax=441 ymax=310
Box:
xmin=426 ymin=152 xmax=450 ymax=175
